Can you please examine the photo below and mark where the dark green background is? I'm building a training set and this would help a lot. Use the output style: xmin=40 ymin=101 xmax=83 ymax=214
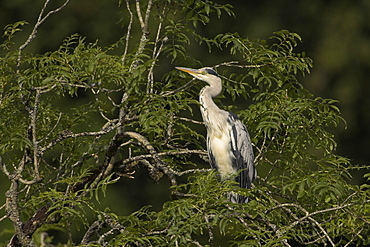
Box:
xmin=1 ymin=0 xmax=369 ymax=243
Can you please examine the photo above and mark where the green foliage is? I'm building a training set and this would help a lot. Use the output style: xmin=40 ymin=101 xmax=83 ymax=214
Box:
xmin=1 ymin=21 xmax=28 ymax=50
xmin=0 ymin=0 xmax=369 ymax=246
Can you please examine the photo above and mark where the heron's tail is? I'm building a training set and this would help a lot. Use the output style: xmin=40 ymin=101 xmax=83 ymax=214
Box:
xmin=227 ymin=191 xmax=248 ymax=204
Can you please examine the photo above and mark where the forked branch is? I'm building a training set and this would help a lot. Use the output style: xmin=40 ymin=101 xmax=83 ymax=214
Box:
xmin=17 ymin=0 xmax=71 ymax=70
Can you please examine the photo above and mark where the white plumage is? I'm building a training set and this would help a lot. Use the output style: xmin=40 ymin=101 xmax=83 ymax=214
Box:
xmin=209 ymin=132 xmax=235 ymax=178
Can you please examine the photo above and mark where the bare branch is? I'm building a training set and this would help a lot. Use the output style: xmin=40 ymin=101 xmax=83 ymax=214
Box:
xmin=135 ymin=0 xmax=145 ymax=31
xmin=175 ymin=168 xmax=212 ymax=176
xmin=119 ymin=149 xmax=207 ymax=167
xmin=41 ymin=122 xmax=121 ymax=152
xmin=39 ymin=113 xmax=62 ymax=144
xmin=160 ymin=78 xmax=197 ymax=97
xmin=122 ymin=0 xmax=134 ymax=65
xmin=147 ymin=19 xmax=166 ymax=94
xmin=124 ymin=131 xmax=177 ymax=186
xmin=19 ymin=0 xmax=71 ymax=51
xmin=143 ymin=0 xmax=153 ymax=34
xmin=0 ymin=214 xmax=7 ymax=223
xmin=344 ymin=228 xmax=364 ymax=247
xmin=143 ymin=229 xmax=168 ymax=236
xmin=30 ymin=90 xmax=41 ymax=181
xmin=267 ymin=200 xmax=370 ymax=220
xmin=265 ymin=202 xmax=350 ymax=246
xmin=97 ymin=213 xmax=126 ymax=244
xmin=1 ymin=159 xmax=11 ymax=178
xmin=224 ymin=204 xmax=263 ymax=245
xmin=117 ymin=92 xmax=129 ymax=134
xmin=174 ymin=115 xmax=204 ymax=125
xmin=17 ymin=0 xmax=71 ymax=71
xmin=186 ymin=238 xmax=203 ymax=247
xmin=204 ymin=215 xmax=214 ymax=245
xmin=6 ymin=181 xmax=33 ymax=247
xmin=129 ymin=0 xmax=153 ymax=71
xmin=81 ymin=219 xmax=104 ymax=245
xmin=215 ymin=60 xmax=273 ymax=69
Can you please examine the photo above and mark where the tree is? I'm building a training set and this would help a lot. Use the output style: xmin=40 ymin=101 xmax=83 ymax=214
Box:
xmin=0 ymin=0 xmax=369 ymax=246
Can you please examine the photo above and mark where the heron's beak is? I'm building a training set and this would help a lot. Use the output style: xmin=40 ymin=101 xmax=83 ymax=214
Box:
xmin=175 ymin=67 xmax=201 ymax=75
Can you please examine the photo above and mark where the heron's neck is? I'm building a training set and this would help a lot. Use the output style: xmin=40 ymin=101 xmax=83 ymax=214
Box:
xmin=200 ymin=85 xmax=221 ymax=110
xmin=199 ymin=80 xmax=226 ymax=131
xmin=205 ymin=79 xmax=222 ymax=98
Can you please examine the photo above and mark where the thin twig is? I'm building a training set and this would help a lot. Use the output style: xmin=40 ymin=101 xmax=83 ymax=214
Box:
xmin=147 ymin=21 xmax=164 ymax=94
xmin=175 ymin=168 xmax=211 ymax=176
xmin=265 ymin=202 xmax=349 ymax=246
xmin=266 ymin=200 xmax=370 ymax=220
xmin=135 ymin=0 xmax=145 ymax=30
xmin=143 ymin=0 xmax=153 ymax=34
xmin=215 ymin=60 xmax=273 ymax=69
xmin=343 ymin=228 xmax=363 ymax=247
xmin=81 ymin=220 xmax=104 ymax=245
xmin=173 ymin=116 xmax=204 ymax=125
xmin=41 ymin=122 xmax=121 ymax=152
xmin=122 ymin=0 xmax=133 ymax=65
xmin=124 ymin=131 xmax=177 ymax=186
xmin=129 ymin=0 xmax=153 ymax=71
xmin=186 ymin=239 xmax=203 ymax=247
xmin=30 ymin=90 xmax=41 ymax=181
xmin=119 ymin=149 xmax=207 ymax=167
xmin=6 ymin=181 xmax=33 ymax=246
xmin=0 ymin=203 xmax=7 ymax=223
xmin=204 ymin=215 xmax=214 ymax=245
xmin=160 ymin=78 xmax=197 ymax=97
xmin=225 ymin=205 xmax=263 ymax=245
xmin=17 ymin=0 xmax=71 ymax=70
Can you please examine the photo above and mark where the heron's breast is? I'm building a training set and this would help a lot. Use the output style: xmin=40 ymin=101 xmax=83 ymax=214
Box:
xmin=209 ymin=132 xmax=236 ymax=179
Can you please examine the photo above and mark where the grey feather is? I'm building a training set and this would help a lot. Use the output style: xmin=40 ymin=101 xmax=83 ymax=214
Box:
xmin=228 ymin=112 xmax=256 ymax=189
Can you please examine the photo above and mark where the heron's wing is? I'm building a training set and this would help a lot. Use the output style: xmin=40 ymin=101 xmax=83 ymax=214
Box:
xmin=206 ymin=135 xmax=218 ymax=170
xmin=228 ymin=112 xmax=256 ymax=189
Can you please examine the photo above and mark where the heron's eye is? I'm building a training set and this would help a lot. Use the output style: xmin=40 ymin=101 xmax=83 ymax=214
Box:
xmin=204 ymin=68 xmax=219 ymax=77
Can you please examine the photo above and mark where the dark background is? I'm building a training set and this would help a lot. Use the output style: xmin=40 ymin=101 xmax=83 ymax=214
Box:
xmin=0 ymin=0 xmax=369 ymax=242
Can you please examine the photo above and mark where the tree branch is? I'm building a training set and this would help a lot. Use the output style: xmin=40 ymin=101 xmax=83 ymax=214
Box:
xmin=174 ymin=115 xmax=204 ymax=125
xmin=265 ymin=202 xmax=344 ymax=246
xmin=143 ymin=0 xmax=153 ymax=35
xmin=6 ymin=181 xmax=33 ymax=247
xmin=81 ymin=219 xmax=104 ymax=245
xmin=135 ymin=0 xmax=145 ymax=31
xmin=123 ymin=131 xmax=177 ymax=186
xmin=122 ymin=0 xmax=134 ymax=65
xmin=160 ymin=78 xmax=197 ymax=97
xmin=129 ymin=0 xmax=153 ymax=71
xmin=41 ymin=122 xmax=121 ymax=152
xmin=30 ymin=90 xmax=41 ymax=181
xmin=118 ymin=149 xmax=207 ymax=167
xmin=215 ymin=60 xmax=273 ymax=69
xmin=17 ymin=0 xmax=71 ymax=71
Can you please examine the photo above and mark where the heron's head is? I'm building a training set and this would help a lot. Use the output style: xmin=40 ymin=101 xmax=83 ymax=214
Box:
xmin=176 ymin=67 xmax=219 ymax=84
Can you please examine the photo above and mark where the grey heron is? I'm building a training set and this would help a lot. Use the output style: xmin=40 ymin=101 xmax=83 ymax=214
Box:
xmin=176 ymin=67 xmax=256 ymax=203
